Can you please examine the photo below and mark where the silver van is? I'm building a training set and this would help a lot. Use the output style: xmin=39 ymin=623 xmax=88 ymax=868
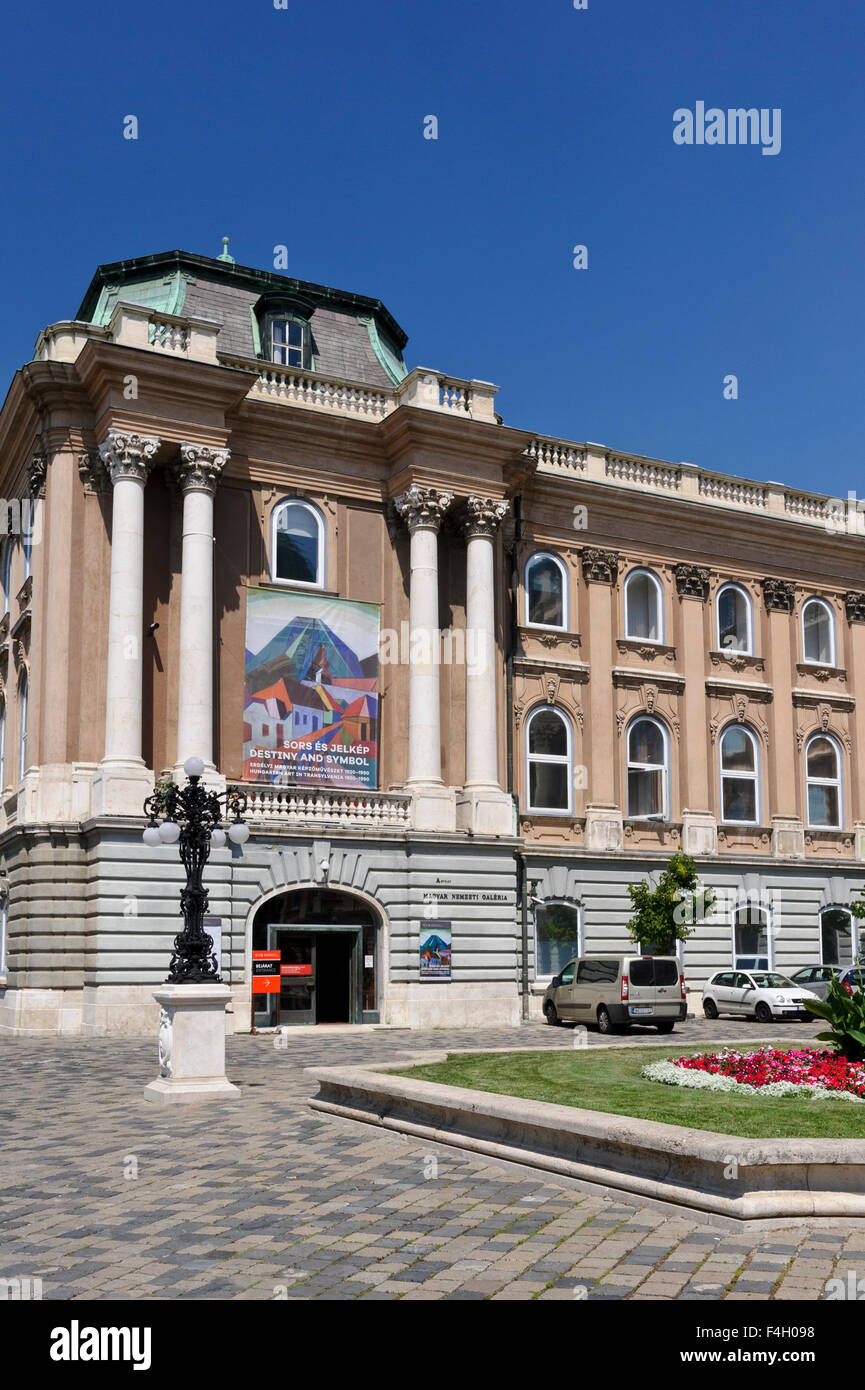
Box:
xmin=543 ymin=954 xmax=687 ymax=1034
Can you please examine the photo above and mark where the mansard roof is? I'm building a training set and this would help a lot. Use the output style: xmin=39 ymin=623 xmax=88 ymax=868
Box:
xmin=75 ymin=248 xmax=409 ymax=389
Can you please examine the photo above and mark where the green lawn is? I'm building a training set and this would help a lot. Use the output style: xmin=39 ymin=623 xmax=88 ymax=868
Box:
xmin=393 ymin=1044 xmax=865 ymax=1139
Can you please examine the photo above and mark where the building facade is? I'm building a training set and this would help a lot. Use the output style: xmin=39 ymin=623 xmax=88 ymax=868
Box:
xmin=0 ymin=244 xmax=863 ymax=1036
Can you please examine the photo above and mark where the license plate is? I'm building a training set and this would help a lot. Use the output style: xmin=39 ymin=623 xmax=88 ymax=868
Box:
xmin=630 ymin=1005 xmax=652 ymax=1016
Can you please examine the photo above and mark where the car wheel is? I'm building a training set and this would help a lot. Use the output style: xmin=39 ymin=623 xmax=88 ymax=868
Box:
xmin=755 ymin=1001 xmax=773 ymax=1024
xmin=597 ymin=1005 xmax=616 ymax=1034
xmin=543 ymin=1000 xmax=559 ymax=1026
xmin=703 ymin=998 xmax=719 ymax=1019
xmin=656 ymin=1021 xmax=675 ymax=1034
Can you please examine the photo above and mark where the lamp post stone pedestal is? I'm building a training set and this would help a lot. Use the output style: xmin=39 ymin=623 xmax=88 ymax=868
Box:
xmin=141 ymin=756 xmax=249 ymax=1103
xmin=143 ymin=984 xmax=240 ymax=1104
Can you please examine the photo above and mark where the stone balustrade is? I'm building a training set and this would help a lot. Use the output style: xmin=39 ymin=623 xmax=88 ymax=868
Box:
xmin=239 ymin=783 xmax=412 ymax=828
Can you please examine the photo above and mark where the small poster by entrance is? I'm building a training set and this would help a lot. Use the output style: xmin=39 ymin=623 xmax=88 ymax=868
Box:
xmin=419 ymin=923 xmax=452 ymax=979
xmin=243 ymin=585 xmax=380 ymax=790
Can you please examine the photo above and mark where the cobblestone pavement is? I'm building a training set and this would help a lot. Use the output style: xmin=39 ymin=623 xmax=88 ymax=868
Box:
xmin=2 ymin=1016 xmax=862 ymax=1302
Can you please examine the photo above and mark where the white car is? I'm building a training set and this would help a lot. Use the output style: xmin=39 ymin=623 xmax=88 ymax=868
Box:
xmin=702 ymin=969 xmax=818 ymax=1023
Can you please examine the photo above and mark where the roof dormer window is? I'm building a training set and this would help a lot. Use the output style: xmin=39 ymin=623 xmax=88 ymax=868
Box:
xmin=271 ymin=316 xmax=308 ymax=369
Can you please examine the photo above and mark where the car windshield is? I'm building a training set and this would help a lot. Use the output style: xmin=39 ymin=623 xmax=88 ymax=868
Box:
xmin=749 ymin=973 xmax=794 ymax=989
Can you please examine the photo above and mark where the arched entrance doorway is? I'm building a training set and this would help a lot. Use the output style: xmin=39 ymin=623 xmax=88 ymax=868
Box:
xmin=251 ymin=888 xmax=380 ymax=1027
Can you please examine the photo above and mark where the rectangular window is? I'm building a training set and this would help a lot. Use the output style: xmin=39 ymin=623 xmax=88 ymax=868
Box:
xmin=576 ymin=959 xmax=618 ymax=984
xmin=529 ymin=762 xmax=569 ymax=811
xmin=821 ymin=910 xmax=854 ymax=967
xmin=534 ymin=904 xmax=581 ymax=978
xmin=734 ymin=908 xmax=770 ymax=970
xmin=272 ymin=319 xmax=305 ymax=368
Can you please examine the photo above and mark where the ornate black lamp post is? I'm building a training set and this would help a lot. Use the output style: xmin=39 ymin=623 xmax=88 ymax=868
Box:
xmin=142 ymin=755 xmax=249 ymax=983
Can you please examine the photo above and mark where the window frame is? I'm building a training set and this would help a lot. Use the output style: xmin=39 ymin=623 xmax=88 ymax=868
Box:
xmin=625 ymin=714 xmax=670 ymax=821
xmin=1 ymin=539 xmax=12 ymax=617
xmin=819 ymin=905 xmax=856 ymax=968
xmin=533 ymin=898 xmax=584 ymax=983
xmin=17 ymin=671 xmax=27 ymax=783
xmin=270 ymin=498 xmax=326 ymax=590
xmin=731 ymin=901 xmax=773 ymax=971
xmin=267 ymin=313 xmax=311 ymax=371
xmin=715 ymin=582 xmax=753 ymax=655
xmin=718 ymin=722 xmax=761 ymax=826
xmin=801 ymin=596 xmax=837 ymax=667
xmin=525 ymin=705 xmax=574 ymax=816
xmin=524 ymin=551 xmax=569 ymax=631
xmin=624 ymin=567 xmax=665 ymax=644
xmin=805 ymin=731 xmax=844 ymax=829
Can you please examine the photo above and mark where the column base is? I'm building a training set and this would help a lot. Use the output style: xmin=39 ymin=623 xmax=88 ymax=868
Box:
xmin=584 ymin=804 xmax=624 ymax=852
xmin=143 ymin=983 xmax=241 ymax=1103
xmin=91 ymin=759 xmax=154 ymax=817
xmin=681 ymin=811 xmax=718 ymax=856
xmin=408 ymin=784 xmax=457 ymax=832
xmin=456 ymin=785 xmax=514 ymax=836
xmin=771 ymin=815 xmax=805 ymax=859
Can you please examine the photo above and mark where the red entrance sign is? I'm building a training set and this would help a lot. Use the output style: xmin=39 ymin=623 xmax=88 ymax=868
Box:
xmin=280 ymin=964 xmax=312 ymax=976
xmin=252 ymin=950 xmax=282 ymax=994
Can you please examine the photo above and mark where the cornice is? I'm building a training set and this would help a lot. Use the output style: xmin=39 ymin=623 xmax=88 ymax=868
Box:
xmin=612 ymin=666 xmax=685 ymax=690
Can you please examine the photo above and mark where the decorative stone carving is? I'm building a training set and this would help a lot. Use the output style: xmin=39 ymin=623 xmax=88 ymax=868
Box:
xmin=174 ymin=442 xmax=230 ymax=495
xmin=513 ymin=701 xmax=525 ymax=728
xmin=544 ymin=672 xmax=560 ymax=704
xmin=643 ymin=684 xmax=658 ymax=713
xmin=98 ymin=431 xmax=161 ymax=485
xmin=845 ymin=591 xmax=865 ymax=623
xmin=27 ymin=454 xmax=47 ymax=499
xmin=157 ymin=1007 xmax=173 ymax=1078
xmin=818 ymin=702 xmax=832 ymax=732
xmin=734 ymin=693 xmax=748 ymax=722
xmin=762 ymin=576 xmax=795 ymax=613
xmin=78 ymin=450 xmax=110 ymax=495
xmin=675 ymin=563 xmax=710 ymax=601
xmin=394 ymin=484 xmax=454 ymax=533
xmin=580 ymin=547 xmax=619 ymax=585
xmin=463 ymin=495 xmax=509 ymax=539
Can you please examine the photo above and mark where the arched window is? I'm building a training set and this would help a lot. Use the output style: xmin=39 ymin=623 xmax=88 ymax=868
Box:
xmin=17 ymin=673 xmax=27 ymax=783
xmin=1 ymin=540 xmax=11 ymax=617
xmin=821 ymin=907 xmax=854 ymax=967
xmin=802 ymin=597 xmax=836 ymax=666
xmin=733 ymin=903 xmax=771 ymax=970
xmin=271 ymin=499 xmax=325 ymax=587
xmin=534 ymin=900 xmax=582 ymax=979
xmin=719 ymin=724 xmax=760 ymax=824
xmin=525 ymin=553 xmax=567 ymax=629
xmin=626 ymin=716 xmax=668 ymax=819
xmin=806 ymin=733 xmax=842 ymax=828
xmin=716 ymin=583 xmax=753 ymax=654
xmin=526 ymin=707 xmax=572 ymax=813
xmin=624 ymin=569 xmax=663 ymax=642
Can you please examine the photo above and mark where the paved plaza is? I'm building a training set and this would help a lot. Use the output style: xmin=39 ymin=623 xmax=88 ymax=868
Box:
xmin=2 ymin=1017 xmax=863 ymax=1301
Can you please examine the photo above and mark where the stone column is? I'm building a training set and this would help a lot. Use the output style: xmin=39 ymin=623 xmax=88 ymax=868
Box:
xmin=91 ymin=431 xmax=160 ymax=816
xmin=173 ymin=444 xmax=229 ymax=777
xmin=675 ymin=563 xmax=717 ymax=855
xmin=457 ymin=496 xmax=512 ymax=834
xmin=581 ymin=547 xmax=624 ymax=852
xmin=394 ymin=484 xmax=455 ymax=831
xmin=845 ymin=591 xmax=865 ymax=856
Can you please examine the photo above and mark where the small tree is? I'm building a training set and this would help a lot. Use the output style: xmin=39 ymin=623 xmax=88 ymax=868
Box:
xmin=626 ymin=851 xmax=715 ymax=953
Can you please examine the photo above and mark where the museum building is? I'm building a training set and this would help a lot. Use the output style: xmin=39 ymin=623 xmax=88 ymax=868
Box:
xmin=0 ymin=242 xmax=864 ymax=1036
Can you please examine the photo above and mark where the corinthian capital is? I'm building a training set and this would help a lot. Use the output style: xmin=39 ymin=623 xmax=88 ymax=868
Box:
xmin=463 ymin=496 xmax=509 ymax=539
xmin=174 ymin=442 xmax=230 ymax=494
xmin=394 ymin=484 xmax=454 ymax=533
xmin=98 ymin=431 xmax=161 ymax=485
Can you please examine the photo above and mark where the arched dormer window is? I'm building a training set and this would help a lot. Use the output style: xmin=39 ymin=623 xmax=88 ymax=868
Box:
xmin=805 ymin=733 xmax=843 ymax=828
xmin=716 ymin=583 xmax=753 ymax=654
xmin=626 ymin=715 xmax=669 ymax=819
xmin=524 ymin=552 xmax=567 ymax=629
xmin=624 ymin=569 xmax=664 ymax=643
xmin=802 ymin=597 xmax=836 ymax=666
xmin=271 ymin=499 xmax=325 ymax=588
xmin=255 ymin=292 xmax=315 ymax=371
xmin=526 ymin=706 xmax=573 ymax=814
xmin=719 ymin=724 xmax=760 ymax=824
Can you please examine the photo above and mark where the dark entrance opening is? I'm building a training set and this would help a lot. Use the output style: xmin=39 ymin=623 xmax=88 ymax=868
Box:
xmin=251 ymin=888 xmax=380 ymax=1027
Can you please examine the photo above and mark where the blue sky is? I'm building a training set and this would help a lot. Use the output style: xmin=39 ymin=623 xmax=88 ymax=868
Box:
xmin=2 ymin=0 xmax=862 ymax=494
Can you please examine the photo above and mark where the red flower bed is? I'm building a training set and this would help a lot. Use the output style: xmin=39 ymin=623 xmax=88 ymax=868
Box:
xmin=674 ymin=1047 xmax=865 ymax=1098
